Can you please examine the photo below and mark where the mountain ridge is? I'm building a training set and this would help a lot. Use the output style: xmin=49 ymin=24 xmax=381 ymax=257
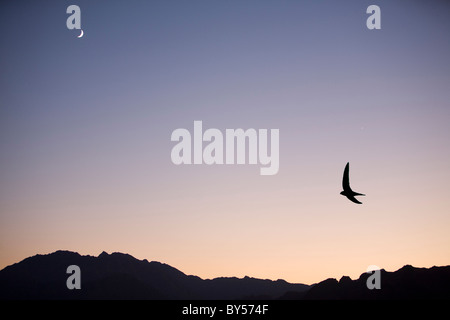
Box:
xmin=302 ymin=264 xmax=450 ymax=300
xmin=0 ymin=250 xmax=309 ymax=300
xmin=1 ymin=250 xmax=449 ymax=300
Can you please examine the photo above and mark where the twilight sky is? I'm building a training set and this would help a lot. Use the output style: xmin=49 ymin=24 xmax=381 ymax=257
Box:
xmin=1 ymin=0 xmax=450 ymax=284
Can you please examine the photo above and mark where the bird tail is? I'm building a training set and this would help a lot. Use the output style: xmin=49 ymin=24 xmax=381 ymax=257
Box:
xmin=354 ymin=192 xmax=365 ymax=196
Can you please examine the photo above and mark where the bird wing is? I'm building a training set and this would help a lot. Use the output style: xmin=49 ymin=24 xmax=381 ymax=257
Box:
xmin=346 ymin=195 xmax=362 ymax=204
xmin=342 ymin=162 xmax=352 ymax=192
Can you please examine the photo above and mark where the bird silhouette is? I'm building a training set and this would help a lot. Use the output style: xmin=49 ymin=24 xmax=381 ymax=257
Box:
xmin=340 ymin=162 xmax=365 ymax=204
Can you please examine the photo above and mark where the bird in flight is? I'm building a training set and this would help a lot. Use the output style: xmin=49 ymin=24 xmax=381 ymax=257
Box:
xmin=340 ymin=162 xmax=365 ymax=204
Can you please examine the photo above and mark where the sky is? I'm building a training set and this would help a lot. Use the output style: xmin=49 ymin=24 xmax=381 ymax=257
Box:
xmin=1 ymin=0 xmax=450 ymax=285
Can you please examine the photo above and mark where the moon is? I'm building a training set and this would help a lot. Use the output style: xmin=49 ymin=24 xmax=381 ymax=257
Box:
xmin=77 ymin=29 xmax=84 ymax=38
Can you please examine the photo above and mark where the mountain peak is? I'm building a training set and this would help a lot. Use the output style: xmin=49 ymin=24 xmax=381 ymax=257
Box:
xmin=398 ymin=264 xmax=415 ymax=271
xmin=338 ymin=276 xmax=352 ymax=284
xmin=97 ymin=251 xmax=136 ymax=261
xmin=98 ymin=251 xmax=109 ymax=258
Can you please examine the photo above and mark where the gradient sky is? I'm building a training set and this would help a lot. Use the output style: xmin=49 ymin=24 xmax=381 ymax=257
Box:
xmin=1 ymin=0 xmax=450 ymax=285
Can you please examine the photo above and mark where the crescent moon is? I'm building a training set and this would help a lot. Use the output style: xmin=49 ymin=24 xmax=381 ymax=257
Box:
xmin=78 ymin=29 xmax=84 ymax=38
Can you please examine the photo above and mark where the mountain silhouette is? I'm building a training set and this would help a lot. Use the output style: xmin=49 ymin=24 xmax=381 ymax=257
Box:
xmin=1 ymin=251 xmax=449 ymax=300
xmin=301 ymin=265 xmax=450 ymax=300
xmin=0 ymin=250 xmax=309 ymax=300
